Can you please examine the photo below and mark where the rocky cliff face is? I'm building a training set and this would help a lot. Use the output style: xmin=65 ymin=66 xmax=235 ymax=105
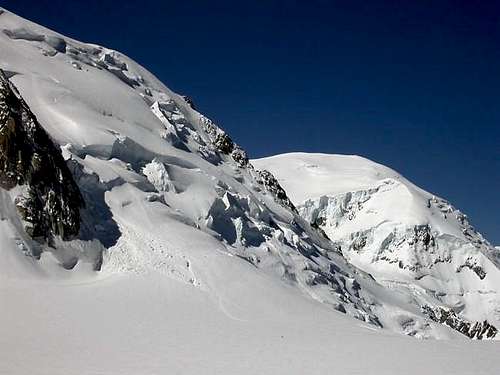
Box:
xmin=422 ymin=306 xmax=498 ymax=340
xmin=0 ymin=69 xmax=83 ymax=248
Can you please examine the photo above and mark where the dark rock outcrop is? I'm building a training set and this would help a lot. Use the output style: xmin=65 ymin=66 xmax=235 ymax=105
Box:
xmin=181 ymin=95 xmax=196 ymax=109
xmin=457 ymin=257 xmax=487 ymax=280
xmin=409 ymin=224 xmax=435 ymax=250
xmin=422 ymin=305 xmax=497 ymax=339
xmin=256 ymin=170 xmax=297 ymax=213
xmin=230 ymin=146 xmax=249 ymax=167
xmin=213 ymin=132 xmax=234 ymax=154
xmin=0 ymin=70 xmax=83 ymax=245
xmin=199 ymin=115 xmax=249 ymax=167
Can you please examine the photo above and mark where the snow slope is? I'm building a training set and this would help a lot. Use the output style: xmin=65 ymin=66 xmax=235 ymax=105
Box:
xmin=4 ymin=250 xmax=500 ymax=375
xmin=254 ymin=153 xmax=500 ymax=336
xmin=0 ymin=7 xmax=499 ymax=374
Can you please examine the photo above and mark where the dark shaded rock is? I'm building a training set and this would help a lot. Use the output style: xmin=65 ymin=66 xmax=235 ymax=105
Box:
xmin=213 ymin=132 xmax=234 ymax=154
xmin=231 ymin=146 xmax=249 ymax=167
xmin=256 ymin=170 xmax=297 ymax=213
xmin=198 ymin=115 xmax=249 ymax=167
xmin=457 ymin=258 xmax=486 ymax=280
xmin=0 ymin=70 xmax=84 ymax=245
xmin=310 ymin=219 xmax=330 ymax=240
xmin=457 ymin=258 xmax=487 ymax=280
xmin=351 ymin=236 xmax=367 ymax=252
xmin=182 ymin=95 xmax=196 ymax=109
xmin=408 ymin=225 xmax=435 ymax=250
xmin=422 ymin=305 xmax=497 ymax=339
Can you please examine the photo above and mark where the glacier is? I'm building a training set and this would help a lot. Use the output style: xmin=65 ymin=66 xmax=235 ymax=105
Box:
xmin=0 ymin=7 xmax=499 ymax=375
xmin=253 ymin=153 xmax=500 ymax=339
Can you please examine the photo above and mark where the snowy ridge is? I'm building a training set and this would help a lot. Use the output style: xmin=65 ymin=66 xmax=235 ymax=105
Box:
xmin=0 ymin=7 xmax=443 ymax=337
xmin=253 ymin=153 xmax=500 ymax=338
xmin=1 ymin=8 xmax=500 ymax=374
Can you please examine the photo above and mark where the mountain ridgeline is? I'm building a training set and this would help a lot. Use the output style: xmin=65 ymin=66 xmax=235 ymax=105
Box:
xmin=0 ymin=7 xmax=498 ymax=341
xmin=253 ymin=153 xmax=500 ymax=340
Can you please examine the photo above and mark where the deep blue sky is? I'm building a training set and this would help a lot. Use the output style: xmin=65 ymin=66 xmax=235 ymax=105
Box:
xmin=2 ymin=0 xmax=499 ymax=243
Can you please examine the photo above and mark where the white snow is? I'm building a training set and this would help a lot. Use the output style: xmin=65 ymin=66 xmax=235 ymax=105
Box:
xmin=4 ymin=253 xmax=500 ymax=375
xmin=0 ymin=8 xmax=499 ymax=375
xmin=254 ymin=152 xmax=500 ymax=334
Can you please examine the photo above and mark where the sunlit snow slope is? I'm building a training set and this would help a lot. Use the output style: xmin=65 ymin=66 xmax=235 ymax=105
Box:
xmin=254 ymin=153 xmax=500 ymax=338
xmin=1 ymin=8 xmax=499 ymax=375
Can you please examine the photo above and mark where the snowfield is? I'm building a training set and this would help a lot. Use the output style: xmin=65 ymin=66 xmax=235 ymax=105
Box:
xmin=254 ymin=153 xmax=500 ymax=338
xmin=1 ymin=7 xmax=499 ymax=375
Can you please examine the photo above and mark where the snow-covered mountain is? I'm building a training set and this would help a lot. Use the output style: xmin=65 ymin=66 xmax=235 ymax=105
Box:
xmin=253 ymin=153 xmax=500 ymax=338
xmin=1 ymin=8 xmax=499 ymax=374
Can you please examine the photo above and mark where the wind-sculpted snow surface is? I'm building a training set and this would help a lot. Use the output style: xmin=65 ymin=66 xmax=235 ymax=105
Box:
xmin=254 ymin=153 xmax=500 ymax=339
xmin=1 ymin=8 xmax=500 ymax=375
